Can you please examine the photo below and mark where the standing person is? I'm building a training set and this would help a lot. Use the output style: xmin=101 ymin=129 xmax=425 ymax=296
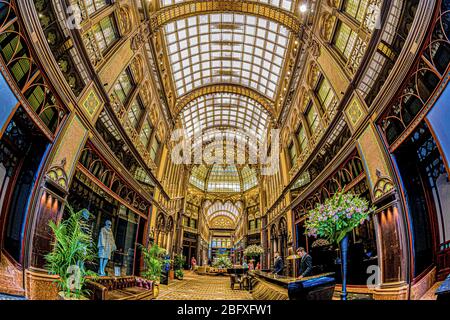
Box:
xmin=272 ymin=252 xmax=284 ymax=275
xmin=296 ymin=247 xmax=313 ymax=279
xmin=256 ymin=262 xmax=261 ymax=271
xmin=191 ymin=256 xmax=197 ymax=270
xmin=248 ymin=261 xmax=254 ymax=271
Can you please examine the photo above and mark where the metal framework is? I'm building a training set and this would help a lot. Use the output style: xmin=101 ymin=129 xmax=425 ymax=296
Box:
xmin=150 ymin=0 xmax=303 ymax=34
xmin=175 ymin=84 xmax=275 ymax=116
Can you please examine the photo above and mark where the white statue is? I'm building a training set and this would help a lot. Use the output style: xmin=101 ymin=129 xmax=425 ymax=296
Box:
xmin=98 ymin=220 xmax=117 ymax=276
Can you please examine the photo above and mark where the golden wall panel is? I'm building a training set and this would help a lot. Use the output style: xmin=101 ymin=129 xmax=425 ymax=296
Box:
xmin=357 ymin=124 xmax=392 ymax=197
xmin=49 ymin=115 xmax=88 ymax=185
xmin=99 ymin=39 xmax=134 ymax=93
xmin=317 ymin=48 xmax=350 ymax=100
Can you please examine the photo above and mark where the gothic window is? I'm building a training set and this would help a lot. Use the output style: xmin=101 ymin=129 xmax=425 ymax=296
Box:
xmin=296 ymin=124 xmax=307 ymax=154
xmin=139 ymin=119 xmax=152 ymax=148
xmin=306 ymin=102 xmax=320 ymax=134
xmin=127 ymin=98 xmax=144 ymax=129
xmin=112 ymin=68 xmax=134 ymax=105
xmin=332 ymin=21 xmax=358 ymax=61
xmin=92 ymin=15 xmax=119 ymax=54
xmin=315 ymin=75 xmax=336 ymax=113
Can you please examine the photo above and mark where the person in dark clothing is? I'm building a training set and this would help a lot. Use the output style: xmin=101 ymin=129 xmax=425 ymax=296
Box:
xmin=296 ymin=247 xmax=313 ymax=278
xmin=272 ymin=252 xmax=284 ymax=275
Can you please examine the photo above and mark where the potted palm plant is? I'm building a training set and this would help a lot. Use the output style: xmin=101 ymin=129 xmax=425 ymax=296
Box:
xmin=139 ymin=244 xmax=167 ymax=297
xmin=45 ymin=206 xmax=97 ymax=300
xmin=173 ymin=254 xmax=185 ymax=280
xmin=304 ymin=191 xmax=375 ymax=300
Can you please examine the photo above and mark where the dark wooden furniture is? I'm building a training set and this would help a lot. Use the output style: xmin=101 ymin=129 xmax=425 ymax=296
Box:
xmin=435 ymin=274 xmax=450 ymax=301
xmin=228 ymin=268 xmax=250 ymax=290
xmin=249 ymin=271 xmax=335 ymax=300
xmin=85 ymin=276 xmax=156 ymax=300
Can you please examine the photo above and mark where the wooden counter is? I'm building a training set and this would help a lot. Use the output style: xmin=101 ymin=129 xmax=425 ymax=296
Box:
xmin=249 ymin=271 xmax=336 ymax=300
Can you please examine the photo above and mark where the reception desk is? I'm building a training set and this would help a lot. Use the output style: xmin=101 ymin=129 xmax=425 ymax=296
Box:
xmin=249 ymin=271 xmax=336 ymax=300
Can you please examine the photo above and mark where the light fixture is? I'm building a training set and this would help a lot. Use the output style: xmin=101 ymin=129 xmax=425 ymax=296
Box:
xmin=299 ymin=4 xmax=308 ymax=13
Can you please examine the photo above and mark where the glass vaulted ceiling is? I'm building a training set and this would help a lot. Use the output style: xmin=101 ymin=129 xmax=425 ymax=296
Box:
xmin=181 ymin=93 xmax=269 ymax=139
xmin=160 ymin=0 xmax=295 ymax=12
xmin=189 ymin=164 xmax=258 ymax=193
xmin=164 ymin=13 xmax=290 ymax=99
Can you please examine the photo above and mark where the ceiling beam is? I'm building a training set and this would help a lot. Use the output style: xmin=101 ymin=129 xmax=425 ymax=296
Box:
xmin=175 ymin=84 xmax=275 ymax=117
xmin=149 ymin=0 xmax=303 ymax=35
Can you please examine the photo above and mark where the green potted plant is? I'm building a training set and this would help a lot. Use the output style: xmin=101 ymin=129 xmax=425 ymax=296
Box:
xmin=140 ymin=244 xmax=166 ymax=282
xmin=45 ymin=206 xmax=97 ymax=300
xmin=140 ymin=243 xmax=170 ymax=296
xmin=304 ymin=190 xmax=375 ymax=300
xmin=175 ymin=269 xmax=184 ymax=280
xmin=173 ymin=254 xmax=185 ymax=280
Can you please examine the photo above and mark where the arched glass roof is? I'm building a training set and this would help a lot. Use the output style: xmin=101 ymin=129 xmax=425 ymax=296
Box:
xmin=160 ymin=0 xmax=296 ymax=13
xmin=208 ymin=164 xmax=241 ymax=193
xmin=189 ymin=164 xmax=258 ymax=192
xmin=206 ymin=201 xmax=242 ymax=223
xmin=164 ymin=13 xmax=290 ymax=99
xmin=181 ymin=93 xmax=269 ymax=140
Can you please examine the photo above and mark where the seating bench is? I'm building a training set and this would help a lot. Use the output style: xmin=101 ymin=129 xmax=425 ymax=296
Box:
xmin=85 ymin=276 xmax=157 ymax=300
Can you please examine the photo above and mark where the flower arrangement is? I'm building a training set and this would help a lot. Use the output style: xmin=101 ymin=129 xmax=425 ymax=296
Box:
xmin=243 ymin=245 xmax=265 ymax=258
xmin=212 ymin=254 xmax=233 ymax=269
xmin=304 ymin=191 xmax=375 ymax=245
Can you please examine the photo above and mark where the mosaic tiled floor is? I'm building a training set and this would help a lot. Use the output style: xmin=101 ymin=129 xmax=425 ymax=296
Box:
xmin=157 ymin=272 xmax=253 ymax=300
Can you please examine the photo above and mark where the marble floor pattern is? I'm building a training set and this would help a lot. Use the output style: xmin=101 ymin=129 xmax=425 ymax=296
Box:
xmin=157 ymin=272 xmax=253 ymax=300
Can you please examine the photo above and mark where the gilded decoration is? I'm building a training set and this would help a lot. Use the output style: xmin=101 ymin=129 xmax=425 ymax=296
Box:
xmin=373 ymin=170 xmax=395 ymax=201
xmin=149 ymin=0 xmax=303 ymax=34
xmin=117 ymin=5 xmax=134 ymax=36
xmin=45 ymin=159 xmax=70 ymax=192
xmin=345 ymin=96 xmax=366 ymax=129
xmin=319 ymin=13 xmax=336 ymax=43
xmin=82 ymin=88 xmax=102 ymax=119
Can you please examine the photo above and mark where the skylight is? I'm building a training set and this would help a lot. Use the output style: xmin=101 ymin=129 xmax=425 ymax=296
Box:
xmin=181 ymin=93 xmax=269 ymax=140
xmin=164 ymin=13 xmax=290 ymax=99
xmin=206 ymin=201 xmax=242 ymax=221
xmin=207 ymin=164 xmax=241 ymax=193
xmin=160 ymin=0 xmax=295 ymax=12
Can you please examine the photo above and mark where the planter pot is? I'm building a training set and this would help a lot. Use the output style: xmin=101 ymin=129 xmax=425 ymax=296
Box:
xmin=169 ymin=270 xmax=175 ymax=280
xmin=339 ymin=234 xmax=349 ymax=301
xmin=58 ymin=292 xmax=89 ymax=300
xmin=153 ymin=283 xmax=160 ymax=298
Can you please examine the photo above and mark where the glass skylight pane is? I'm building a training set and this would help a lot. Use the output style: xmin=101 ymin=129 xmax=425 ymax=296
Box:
xmin=180 ymin=93 xmax=269 ymax=142
xmin=163 ymin=13 xmax=290 ymax=99
xmin=160 ymin=0 xmax=294 ymax=12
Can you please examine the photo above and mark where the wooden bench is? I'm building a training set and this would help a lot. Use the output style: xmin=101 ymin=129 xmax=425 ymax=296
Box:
xmin=85 ymin=276 xmax=157 ymax=300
